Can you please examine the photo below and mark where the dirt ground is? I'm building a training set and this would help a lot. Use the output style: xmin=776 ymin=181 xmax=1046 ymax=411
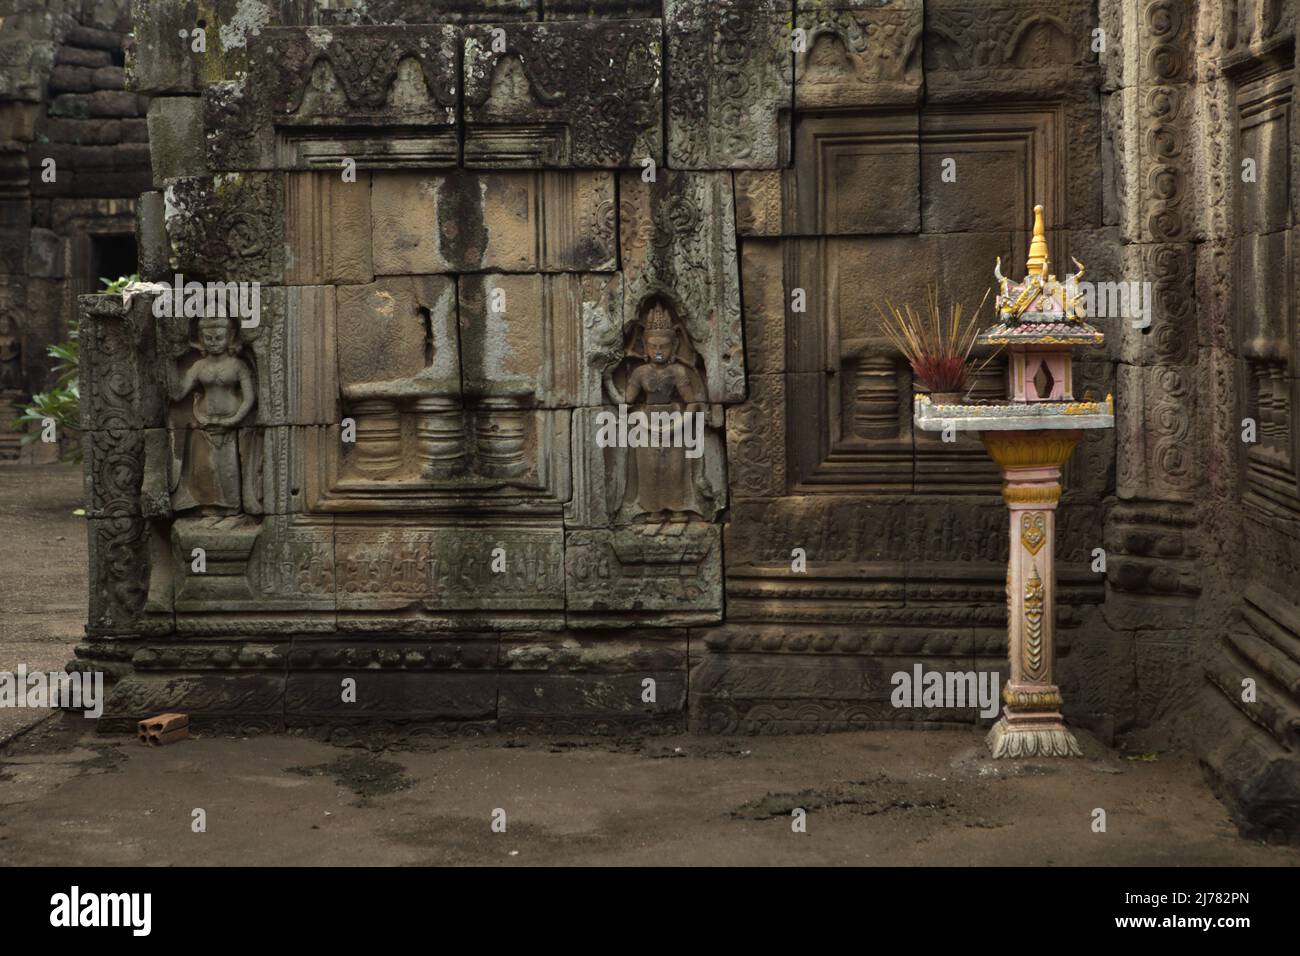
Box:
xmin=0 ymin=464 xmax=86 ymax=743
xmin=1 ymin=464 xmax=1297 ymax=866
xmin=3 ymin=716 xmax=1297 ymax=866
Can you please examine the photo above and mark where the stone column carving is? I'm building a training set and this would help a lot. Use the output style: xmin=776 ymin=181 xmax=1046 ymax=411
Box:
xmin=474 ymin=399 xmax=531 ymax=480
xmin=853 ymin=353 xmax=898 ymax=440
xmin=350 ymin=398 xmax=402 ymax=478
xmin=412 ymin=397 xmax=466 ymax=479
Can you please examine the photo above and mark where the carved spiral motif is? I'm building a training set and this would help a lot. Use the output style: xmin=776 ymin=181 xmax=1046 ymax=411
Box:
xmin=1145 ymin=0 xmax=1182 ymax=37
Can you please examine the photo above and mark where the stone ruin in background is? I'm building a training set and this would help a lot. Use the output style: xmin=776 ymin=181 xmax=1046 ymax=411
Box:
xmin=64 ymin=0 xmax=1300 ymax=842
xmin=0 ymin=0 xmax=151 ymax=461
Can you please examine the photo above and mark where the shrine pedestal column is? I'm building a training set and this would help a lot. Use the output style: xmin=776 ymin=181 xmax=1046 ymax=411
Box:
xmin=982 ymin=430 xmax=1083 ymax=758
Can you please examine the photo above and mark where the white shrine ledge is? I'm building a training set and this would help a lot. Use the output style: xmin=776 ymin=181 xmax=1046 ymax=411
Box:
xmin=913 ymin=394 xmax=1115 ymax=432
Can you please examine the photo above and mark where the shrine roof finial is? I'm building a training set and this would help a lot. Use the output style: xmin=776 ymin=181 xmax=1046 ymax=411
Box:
xmin=1026 ymin=203 xmax=1049 ymax=278
xmin=979 ymin=202 xmax=1105 ymax=349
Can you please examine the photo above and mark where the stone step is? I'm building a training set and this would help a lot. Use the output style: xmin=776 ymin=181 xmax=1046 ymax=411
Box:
xmin=1205 ymin=644 xmax=1300 ymax=752
xmin=1242 ymin=585 xmax=1300 ymax=666
xmin=64 ymin=25 xmax=123 ymax=53
xmin=55 ymin=46 xmax=112 ymax=69
xmin=1197 ymin=685 xmax=1300 ymax=845
xmin=1227 ymin=625 xmax=1300 ymax=700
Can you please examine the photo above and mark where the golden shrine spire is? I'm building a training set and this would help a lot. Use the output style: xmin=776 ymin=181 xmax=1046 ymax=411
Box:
xmin=1025 ymin=203 xmax=1049 ymax=278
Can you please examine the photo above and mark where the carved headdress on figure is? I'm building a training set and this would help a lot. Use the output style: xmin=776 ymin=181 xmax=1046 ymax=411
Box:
xmin=643 ymin=300 xmax=674 ymax=333
xmin=631 ymin=296 xmax=699 ymax=369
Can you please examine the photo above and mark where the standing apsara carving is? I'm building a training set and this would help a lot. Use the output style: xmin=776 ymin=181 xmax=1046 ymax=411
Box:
xmin=603 ymin=298 xmax=713 ymax=522
xmin=164 ymin=316 xmax=261 ymax=515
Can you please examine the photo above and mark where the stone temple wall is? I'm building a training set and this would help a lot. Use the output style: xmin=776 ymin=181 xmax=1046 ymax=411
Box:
xmin=60 ymin=0 xmax=1300 ymax=841
xmin=0 ymin=0 xmax=151 ymax=460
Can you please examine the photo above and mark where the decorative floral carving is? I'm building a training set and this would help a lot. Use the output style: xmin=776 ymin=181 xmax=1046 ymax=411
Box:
xmin=1020 ymin=511 xmax=1048 ymax=555
xmin=205 ymin=25 xmax=459 ymax=170
xmin=80 ymin=300 xmax=152 ymax=634
xmin=923 ymin=0 xmax=1095 ymax=100
xmin=464 ymin=20 xmax=662 ymax=168
xmin=620 ymin=170 xmax=745 ymax=403
xmin=667 ymin=0 xmax=792 ymax=168
xmin=165 ymin=175 xmax=285 ymax=284
xmin=1023 ymin=562 xmax=1045 ymax=679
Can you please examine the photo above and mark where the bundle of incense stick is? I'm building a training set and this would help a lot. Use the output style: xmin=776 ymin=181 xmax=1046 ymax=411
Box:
xmin=874 ymin=285 xmax=993 ymax=396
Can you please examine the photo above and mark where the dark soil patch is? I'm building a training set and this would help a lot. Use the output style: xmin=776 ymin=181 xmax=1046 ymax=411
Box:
xmin=731 ymin=773 xmax=973 ymax=822
xmin=81 ymin=743 xmax=128 ymax=774
xmin=285 ymin=753 xmax=415 ymax=805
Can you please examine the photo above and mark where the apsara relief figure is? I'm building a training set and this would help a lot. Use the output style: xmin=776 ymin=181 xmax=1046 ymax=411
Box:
xmin=603 ymin=298 xmax=711 ymax=521
xmin=165 ymin=315 xmax=261 ymax=514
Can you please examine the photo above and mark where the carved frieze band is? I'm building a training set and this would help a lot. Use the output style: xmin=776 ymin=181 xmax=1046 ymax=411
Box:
xmin=1003 ymin=483 xmax=1062 ymax=506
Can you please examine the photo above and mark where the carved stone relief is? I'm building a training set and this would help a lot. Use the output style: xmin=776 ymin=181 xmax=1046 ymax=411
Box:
xmin=63 ymin=1 xmax=1300 ymax=843
xmin=204 ymin=26 xmax=460 ymax=171
xmin=463 ymin=20 xmax=662 ymax=167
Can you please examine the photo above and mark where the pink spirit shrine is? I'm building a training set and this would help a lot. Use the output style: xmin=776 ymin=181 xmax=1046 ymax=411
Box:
xmin=916 ymin=204 xmax=1113 ymax=758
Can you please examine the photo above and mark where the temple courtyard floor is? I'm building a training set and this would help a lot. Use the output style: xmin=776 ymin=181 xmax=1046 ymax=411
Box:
xmin=1 ymin=464 xmax=1297 ymax=866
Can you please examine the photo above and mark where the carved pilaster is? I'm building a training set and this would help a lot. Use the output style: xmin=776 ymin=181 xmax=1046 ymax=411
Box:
xmin=79 ymin=293 xmax=159 ymax=635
